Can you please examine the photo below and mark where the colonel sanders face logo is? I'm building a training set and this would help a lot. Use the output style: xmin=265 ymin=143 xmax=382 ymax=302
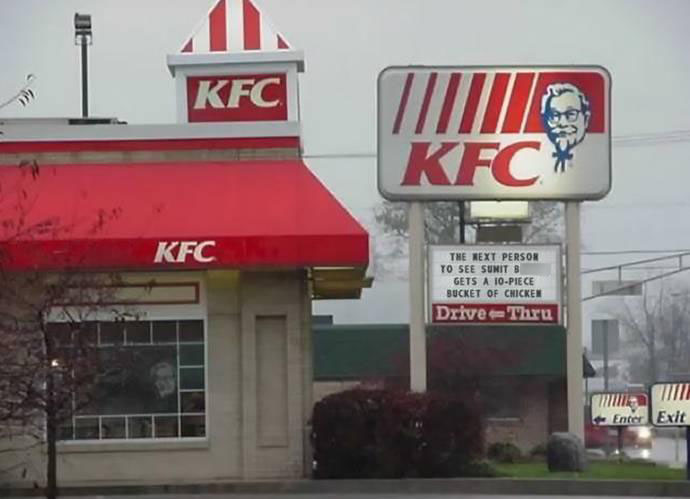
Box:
xmin=628 ymin=396 xmax=640 ymax=413
xmin=541 ymin=83 xmax=592 ymax=173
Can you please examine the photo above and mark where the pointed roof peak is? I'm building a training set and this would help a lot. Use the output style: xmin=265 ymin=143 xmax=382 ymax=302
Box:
xmin=180 ymin=0 xmax=292 ymax=54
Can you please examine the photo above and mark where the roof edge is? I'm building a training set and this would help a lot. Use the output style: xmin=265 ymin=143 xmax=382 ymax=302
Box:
xmin=166 ymin=50 xmax=305 ymax=76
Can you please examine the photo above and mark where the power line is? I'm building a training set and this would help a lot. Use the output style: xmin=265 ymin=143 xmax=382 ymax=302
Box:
xmin=582 ymin=249 xmax=690 ymax=256
xmin=302 ymin=129 xmax=690 ymax=159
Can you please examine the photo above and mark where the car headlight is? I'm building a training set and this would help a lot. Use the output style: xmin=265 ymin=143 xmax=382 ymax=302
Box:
xmin=637 ymin=427 xmax=652 ymax=439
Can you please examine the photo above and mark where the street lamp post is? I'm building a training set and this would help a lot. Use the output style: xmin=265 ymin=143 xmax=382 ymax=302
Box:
xmin=74 ymin=13 xmax=92 ymax=118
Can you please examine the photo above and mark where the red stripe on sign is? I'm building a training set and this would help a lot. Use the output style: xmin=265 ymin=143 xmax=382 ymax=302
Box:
xmin=685 ymin=384 xmax=690 ymax=400
xmin=392 ymin=73 xmax=414 ymax=134
xmin=415 ymin=72 xmax=438 ymax=134
xmin=209 ymin=0 xmax=227 ymax=51
xmin=480 ymin=73 xmax=510 ymax=133
xmin=502 ymin=72 xmax=534 ymax=133
xmin=243 ymin=0 xmax=261 ymax=50
xmin=277 ymin=35 xmax=289 ymax=49
xmin=623 ymin=394 xmax=629 ymax=407
xmin=459 ymin=73 xmax=486 ymax=133
xmin=436 ymin=73 xmax=461 ymax=133
xmin=674 ymin=384 xmax=680 ymax=400
xmin=182 ymin=39 xmax=193 ymax=53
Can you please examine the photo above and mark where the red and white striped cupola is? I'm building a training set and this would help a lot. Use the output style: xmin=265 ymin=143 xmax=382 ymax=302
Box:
xmin=167 ymin=0 xmax=304 ymax=130
xmin=180 ymin=0 xmax=291 ymax=53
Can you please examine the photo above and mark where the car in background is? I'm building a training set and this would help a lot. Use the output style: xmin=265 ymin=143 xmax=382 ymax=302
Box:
xmin=585 ymin=422 xmax=653 ymax=454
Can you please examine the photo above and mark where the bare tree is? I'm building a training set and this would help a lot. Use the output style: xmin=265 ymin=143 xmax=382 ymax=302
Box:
xmin=0 ymin=271 xmax=130 ymax=498
xmin=372 ymin=200 xmax=563 ymax=278
xmin=0 ymin=163 xmax=127 ymax=499
xmin=618 ymin=283 xmax=690 ymax=385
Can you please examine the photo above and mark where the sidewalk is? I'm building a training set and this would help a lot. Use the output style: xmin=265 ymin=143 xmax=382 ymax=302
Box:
xmin=3 ymin=478 xmax=690 ymax=497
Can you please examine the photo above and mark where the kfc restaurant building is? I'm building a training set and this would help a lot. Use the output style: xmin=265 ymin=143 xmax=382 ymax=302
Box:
xmin=0 ymin=1 xmax=369 ymax=484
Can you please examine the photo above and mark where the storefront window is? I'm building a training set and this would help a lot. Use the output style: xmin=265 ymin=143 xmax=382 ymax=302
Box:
xmin=56 ymin=320 xmax=206 ymax=441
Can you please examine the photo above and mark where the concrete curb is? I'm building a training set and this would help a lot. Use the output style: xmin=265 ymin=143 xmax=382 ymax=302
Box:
xmin=3 ymin=478 xmax=690 ymax=497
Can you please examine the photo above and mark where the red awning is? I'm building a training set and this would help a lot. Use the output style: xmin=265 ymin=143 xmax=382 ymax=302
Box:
xmin=0 ymin=160 xmax=368 ymax=271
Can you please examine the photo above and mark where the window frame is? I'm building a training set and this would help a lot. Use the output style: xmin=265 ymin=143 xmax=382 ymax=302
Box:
xmin=50 ymin=275 xmax=209 ymax=445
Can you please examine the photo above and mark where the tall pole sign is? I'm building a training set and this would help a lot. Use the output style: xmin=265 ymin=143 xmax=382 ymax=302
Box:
xmin=377 ymin=66 xmax=611 ymax=440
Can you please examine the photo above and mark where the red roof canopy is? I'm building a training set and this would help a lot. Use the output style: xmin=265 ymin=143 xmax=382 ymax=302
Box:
xmin=0 ymin=160 xmax=368 ymax=271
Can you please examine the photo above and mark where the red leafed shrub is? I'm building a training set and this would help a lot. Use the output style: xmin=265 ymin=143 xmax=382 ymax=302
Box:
xmin=311 ymin=388 xmax=484 ymax=478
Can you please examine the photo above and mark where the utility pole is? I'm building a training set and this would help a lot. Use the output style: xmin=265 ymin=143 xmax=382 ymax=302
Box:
xmin=74 ymin=14 xmax=92 ymax=117
xmin=603 ymin=320 xmax=609 ymax=391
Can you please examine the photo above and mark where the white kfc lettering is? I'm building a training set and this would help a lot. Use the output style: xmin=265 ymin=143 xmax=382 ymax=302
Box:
xmin=154 ymin=241 xmax=180 ymax=263
xmin=227 ymin=79 xmax=256 ymax=108
xmin=193 ymin=240 xmax=216 ymax=263
xmin=250 ymin=77 xmax=280 ymax=108
xmin=193 ymin=80 xmax=229 ymax=109
xmin=192 ymin=77 xmax=281 ymax=109
xmin=154 ymin=241 xmax=217 ymax=264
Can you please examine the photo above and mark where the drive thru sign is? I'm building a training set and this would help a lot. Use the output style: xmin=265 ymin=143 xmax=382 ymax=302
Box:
xmin=377 ymin=66 xmax=611 ymax=201
xmin=428 ymin=245 xmax=561 ymax=325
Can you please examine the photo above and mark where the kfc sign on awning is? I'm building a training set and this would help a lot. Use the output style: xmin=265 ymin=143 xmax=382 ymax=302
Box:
xmin=377 ymin=66 xmax=611 ymax=200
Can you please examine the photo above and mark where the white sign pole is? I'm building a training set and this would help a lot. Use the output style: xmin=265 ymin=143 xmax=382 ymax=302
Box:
xmin=409 ymin=201 xmax=427 ymax=392
xmin=566 ymin=201 xmax=584 ymax=441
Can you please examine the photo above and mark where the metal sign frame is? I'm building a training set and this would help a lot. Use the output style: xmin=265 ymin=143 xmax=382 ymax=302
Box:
xmin=377 ymin=65 xmax=612 ymax=201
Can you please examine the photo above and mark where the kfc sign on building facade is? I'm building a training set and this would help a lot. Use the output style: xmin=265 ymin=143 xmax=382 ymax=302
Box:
xmin=186 ymin=74 xmax=288 ymax=122
xmin=377 ymin=66 xmax=611 ymax=200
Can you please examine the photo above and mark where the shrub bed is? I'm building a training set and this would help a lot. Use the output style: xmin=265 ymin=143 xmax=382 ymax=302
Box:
xmin=311 ymin=388 xmax=485 ymax=478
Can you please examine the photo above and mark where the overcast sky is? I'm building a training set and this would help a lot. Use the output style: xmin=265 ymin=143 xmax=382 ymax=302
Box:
xmin=1 ymin=0 xmax=689 ymax=324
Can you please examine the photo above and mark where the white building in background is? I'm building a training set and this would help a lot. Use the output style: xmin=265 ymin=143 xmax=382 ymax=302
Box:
xmin=581 ymin=261 xmax=653 ymax=396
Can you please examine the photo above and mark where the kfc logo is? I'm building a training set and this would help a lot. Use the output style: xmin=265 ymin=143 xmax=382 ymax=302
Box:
xmin=154 ymin=241 xmax=217 ymax=264
xmin=541 ymin=83 xmax=592 ymax=172
xmin=378 ymin=66 xmax=611 ymax=201
xmin=187 ymin=74 xmax=287 ymax=122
